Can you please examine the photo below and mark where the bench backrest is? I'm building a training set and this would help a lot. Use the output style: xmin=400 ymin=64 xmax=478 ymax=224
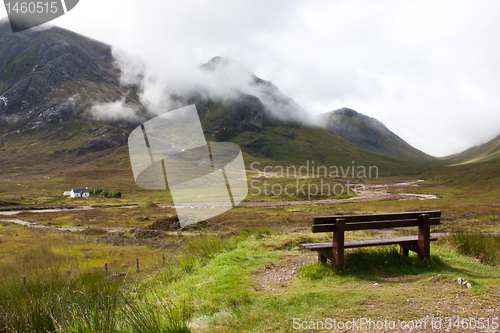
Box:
xmin=312 ymin=211 xmax=441 ymax=233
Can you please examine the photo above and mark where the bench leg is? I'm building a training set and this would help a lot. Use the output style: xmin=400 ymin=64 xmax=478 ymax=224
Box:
xmin=399 ymin=241 xmax=422 ymax=257
xmin=317 ymin=249 xmax=334 ymax=264
xmin=332 ymin=218 xmax=345 ymax=270
xmin=400 ymin=246 xmax=409 ymax=257
xmin=418 ymin=214 xmax=430 ymax=260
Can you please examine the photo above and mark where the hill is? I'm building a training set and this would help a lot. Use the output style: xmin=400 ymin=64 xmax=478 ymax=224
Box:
xmin=317 ymin=108 xmax=438 ymax=163
xmin=441 ymin=134 xmax=500 ymax=165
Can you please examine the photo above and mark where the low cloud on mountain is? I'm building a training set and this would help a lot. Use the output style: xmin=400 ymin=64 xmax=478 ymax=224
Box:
xmin=108 ymin=50 xmax=316 ymax=125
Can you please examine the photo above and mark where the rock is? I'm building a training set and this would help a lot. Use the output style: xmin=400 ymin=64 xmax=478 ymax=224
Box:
xmin=211 ymin=94 xmax=268 ymax=141
xmin=85 ymin=134 xmax=126 ymax=150
xmin=148 ymin=216 xmax=181 ymax=231
xmin=88 ymin=126 xmax=110 ymax=136
xmin=457 ymin=277 xmax=472 ymax=288
xmin=282 ymin=130 xmax=297 ymax=139
xmin=276 ymin=138 xmax=286 ymax=145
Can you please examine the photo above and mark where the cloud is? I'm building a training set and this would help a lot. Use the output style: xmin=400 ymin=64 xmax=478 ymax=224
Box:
xmin=112 ymin=50 xmax=313 ymax=124
xmin=90 ymin=98 xmax=140 ymax=121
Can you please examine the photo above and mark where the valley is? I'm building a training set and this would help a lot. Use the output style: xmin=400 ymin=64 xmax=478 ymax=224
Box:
xmin=0 ymin=20 xmax=499 ymax=333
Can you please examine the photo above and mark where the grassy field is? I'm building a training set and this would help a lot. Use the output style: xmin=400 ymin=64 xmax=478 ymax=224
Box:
xmin=0 ymin=139 xmax=499 ymax=331
xmin=1 ymin=225 xmax=499 ymax=332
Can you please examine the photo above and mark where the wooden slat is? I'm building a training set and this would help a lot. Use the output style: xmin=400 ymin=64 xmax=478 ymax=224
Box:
xmin=312 ymin=224 xmax=337 ymax=232
xmin=300 ymin=236 xmax=437 ymax=251
xmin=345 ymin=237 xmax=435 ymax=248
xmin=342 ymin=219 xmax=437 ymax=231
xmin=313 ymin=211 xmax=441 ymax=225
xmin=312 ymin=218 xmax=440 ymax=233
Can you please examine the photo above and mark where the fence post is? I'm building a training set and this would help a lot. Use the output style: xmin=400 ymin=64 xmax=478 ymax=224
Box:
xmin=136 ymin=258 xmax=139 ymax=272
xmin=150 ymin=238 xmax=153 ymax=247
xmin=163 ymin=240 xmax=165 ymax=250
xmin=105 ymin=263 xmax=108 ymax=276
xmin=22 ymin=276 xmax=26 ymax=286
xmin=162 ymin=253 xmax=165 ymax=266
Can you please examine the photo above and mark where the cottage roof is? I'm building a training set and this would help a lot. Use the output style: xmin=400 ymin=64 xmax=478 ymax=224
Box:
xmin=72 ymin=188 xmax=89 ymax=193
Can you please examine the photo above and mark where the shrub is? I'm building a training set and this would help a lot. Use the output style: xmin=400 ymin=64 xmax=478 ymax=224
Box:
xmin=92 ymin=188 xmax=121 ymax=198
xmin=89 ymin=187 xmax=103 ymax=195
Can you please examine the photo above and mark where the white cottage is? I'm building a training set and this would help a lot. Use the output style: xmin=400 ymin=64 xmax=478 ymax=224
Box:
xmin=69 ymin=188 xmax=90 ymax=198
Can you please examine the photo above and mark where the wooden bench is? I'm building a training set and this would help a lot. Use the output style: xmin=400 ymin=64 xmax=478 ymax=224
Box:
xmin=299 ymin=211 xmax=441 ymax=270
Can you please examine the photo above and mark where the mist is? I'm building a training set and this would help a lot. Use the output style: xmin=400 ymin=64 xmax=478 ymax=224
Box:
xmin=106 ymin=49 xmax=316 ymax=125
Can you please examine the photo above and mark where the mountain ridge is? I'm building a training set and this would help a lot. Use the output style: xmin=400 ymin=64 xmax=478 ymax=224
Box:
xmin=317 ymin=107 xmax=438 ymax=163
xmin=0 ymin=23 xmax=445 ymax=178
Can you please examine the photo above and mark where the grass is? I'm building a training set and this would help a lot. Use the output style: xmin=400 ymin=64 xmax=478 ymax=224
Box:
xmin=1 ymin=223 xmax=500 ymax=332
xmin=0 ymin=233 xmax=235 ymax=332
xmin=0 ymin=272 xmax=193 ymax=333
xmin=122 ymin=294 xmax=192 ymax=333
xmin=0 ymin=223 xmax=168 ymax=284
xmin=446 ymin=232 xmax=500 ymax=267
xmin=1 ymin=129 xmax=500 ymax=331
xmin=0 ymin=272 xmax=123 ymax=333
xmin=150 ymin=233 xmax=500 ymax=332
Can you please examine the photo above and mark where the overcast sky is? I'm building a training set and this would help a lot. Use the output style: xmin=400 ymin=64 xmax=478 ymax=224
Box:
xmin=2 ymin=0 xmax=500 ymax=157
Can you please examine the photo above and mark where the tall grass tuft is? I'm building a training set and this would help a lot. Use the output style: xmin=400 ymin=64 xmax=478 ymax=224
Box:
xmin=447 ymin=232 xmax=500 ymax=266
xmin=183 ymin=235 xmax=234 ymax=260
xmin=0 ymin=272 xmax=123 ymax=333
xmin=158 ymin=235 xmax=235 ymax=284
xmin=122 ymin=294 xmax=191 ymax=333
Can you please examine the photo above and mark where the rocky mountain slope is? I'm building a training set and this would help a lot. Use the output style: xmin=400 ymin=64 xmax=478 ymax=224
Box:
xmin=318 ymin=108 xmax=437 ymax=163
xmin=0 ymin=18 xmax=144 ymax=151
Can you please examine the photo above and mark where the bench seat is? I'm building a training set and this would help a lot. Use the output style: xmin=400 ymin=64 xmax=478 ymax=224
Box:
xmin=300 ymin=236 xmax=437 ymax=250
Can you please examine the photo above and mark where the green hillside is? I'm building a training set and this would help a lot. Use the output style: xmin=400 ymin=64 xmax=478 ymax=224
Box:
xmin=441 ymin=134 xmax=500 ymax=165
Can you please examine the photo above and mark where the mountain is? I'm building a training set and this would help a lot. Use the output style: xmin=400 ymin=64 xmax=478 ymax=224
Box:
xmin=0 ymin=18 xmax=145 ymax=152
xmin=441 ymin=134 xmax=500 ymax=165
xmin=0 ymin=22 xmax=434 ymax=183
xmin=317 ymin=108 xmax=437 ymax=163
xmin=0 ymin=18 xmax=123 ymax=119
xmin=197 ymin=56 xmax=310 ymax=124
